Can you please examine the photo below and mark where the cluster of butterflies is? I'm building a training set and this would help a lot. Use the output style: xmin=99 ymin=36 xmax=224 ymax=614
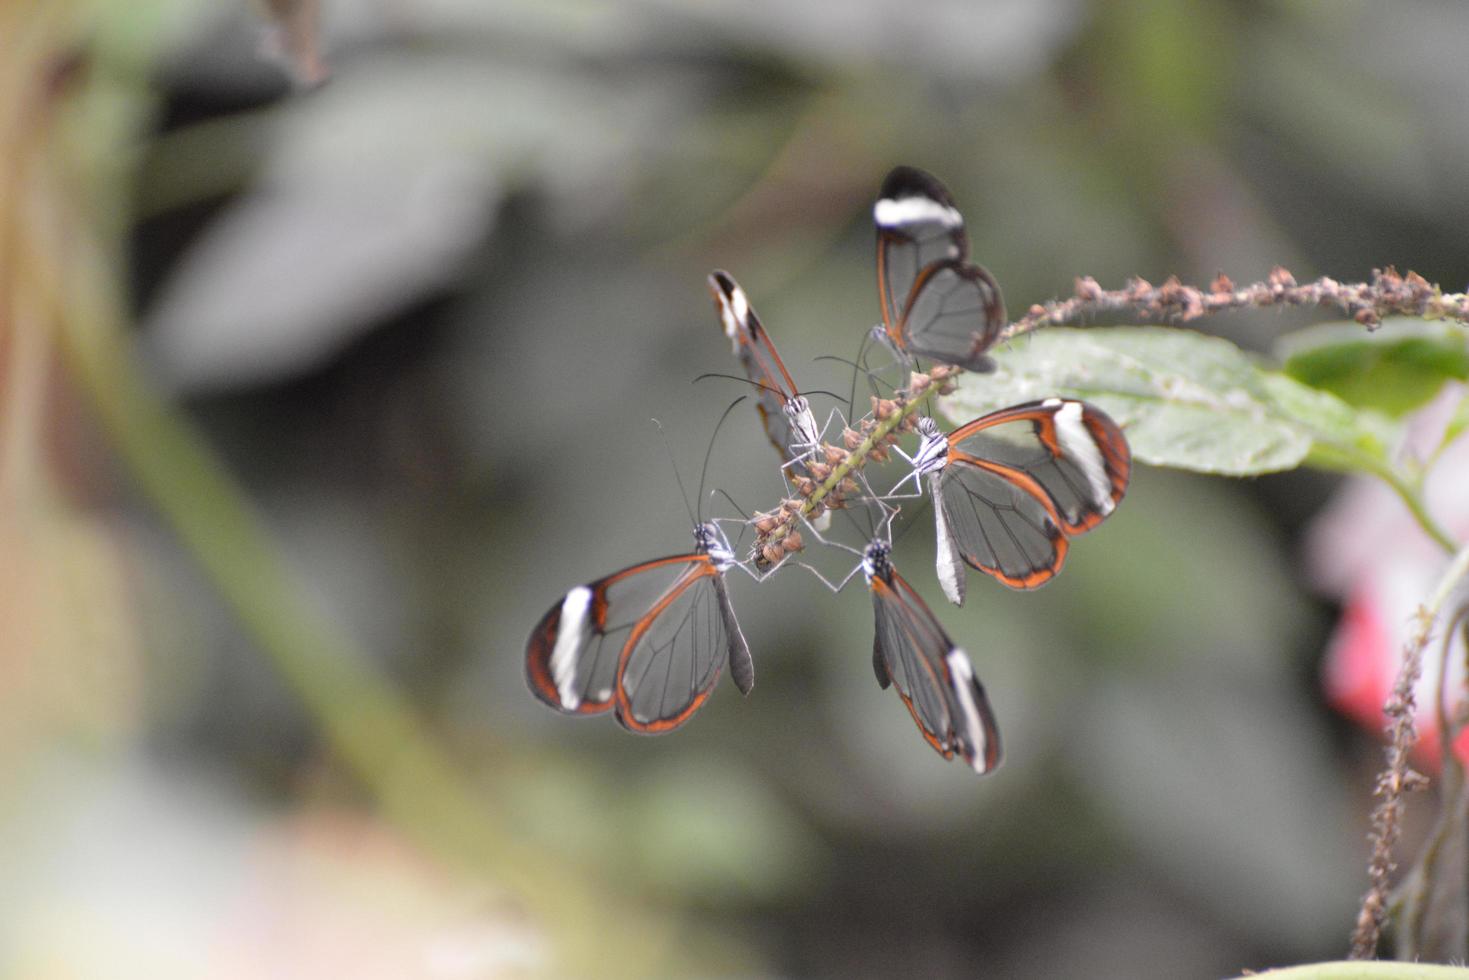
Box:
xmin=526 ymin=166 xmax=1131 ymax=775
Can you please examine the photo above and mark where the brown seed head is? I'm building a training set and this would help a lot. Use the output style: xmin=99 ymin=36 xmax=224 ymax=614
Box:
xmin=1268 ymin=265 xmax=1297 ymax=289
xmin=1075 ymin=276 xmax=1105 ymax=302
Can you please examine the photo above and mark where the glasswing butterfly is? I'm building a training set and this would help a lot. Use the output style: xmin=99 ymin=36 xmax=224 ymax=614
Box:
xmin=863 ymin=537 xmax=1002 ymax=774
xmin=896 ymin=398 xmax=1131 ymax=605
xmin=872 ymin=165 xmax=1006 ymax=372
xmin=707 ymin=270 xmax=832 ymax=473
xmin=526 ymin=520 xmax=754 ymax=734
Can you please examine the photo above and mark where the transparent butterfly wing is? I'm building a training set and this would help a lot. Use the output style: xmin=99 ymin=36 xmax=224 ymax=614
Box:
xmin=875 ymin=166 xmax=970 ymax=332
xmin=614 ymin=561 xmax=746 ymax=734
xmin=933 ymin=455 xmax=1069 ymax=591
xmin=527 ymin=554 xmax=710 ymax=717
xmin=708 ymin=270 xmax=802 ymax=464
xmin=871 ymin=569 xmax=1001 ymax=773
xmin=947 ymin=400 xmax=1130 ymax=535
xmin=898 ymin=260 xmax=1005 ymax=370
xmin=874 ymin=167 xmax=1005 ymax=370
xmin=873 ymin=575 xmax=955 ymax=758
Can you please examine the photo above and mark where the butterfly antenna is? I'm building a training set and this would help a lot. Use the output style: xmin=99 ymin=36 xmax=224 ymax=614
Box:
xmin=813 ymin=355 xmax=894 ymax=389
xmin=714 ymin=487 xmax=751 ymax=521
xmin=873 ymin=496 xmax=900 ymax=545
xmin=857 ymin=479 xmax=882 ymax=540
xmin=696 ymin=396 xmax=749 ymax=523
xmin=836 ymin=504 xmax=872 ymax=543
xmin=711 ymin=488 xmax=753 ymax=551
xmin=693 ymin=372 xmax=783 ymax=399
xmin=891 ymin=495 xmax=930 ymax=545
xmin=849 ymin=330 xmax=871 ymax=419
xmin=652 ymin=417 xmax=699 ymax=528
xmin=864 ymin=342 xmax=900 ymax=405
xmin=863 ymin=469 xmax=906 ymax=543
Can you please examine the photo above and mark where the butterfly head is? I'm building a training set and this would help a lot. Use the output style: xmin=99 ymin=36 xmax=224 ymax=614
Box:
xmin=911 ymin=417 xmax=948 ymax=475
xmin=862 ymin=539 xmax=892 ymax=585
xmin=695 ymin=521 xmax=737 ymax=571
xmin=783 ymin=395 xmax=819 ymax=449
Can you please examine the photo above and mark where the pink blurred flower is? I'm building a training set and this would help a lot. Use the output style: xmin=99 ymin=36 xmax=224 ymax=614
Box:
xmin=1307 ymin=384 xmax=1469 ymax=769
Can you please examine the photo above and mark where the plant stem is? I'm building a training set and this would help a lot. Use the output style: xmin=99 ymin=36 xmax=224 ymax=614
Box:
xmin=1006 ymin=267 xmax=1469 ymax=337
xmin=1306 ymin=440 xmax=1456 ymax=555
xmin=756 ymin=379 xmax=942 ymax=555
xmin=1349 ymin=539 xmax=1469 ymax=958
xmin=1394 ymin=607 xmax=1469 ymax=960
xmin=1365 ymin=459 xmax=1458 ymax=556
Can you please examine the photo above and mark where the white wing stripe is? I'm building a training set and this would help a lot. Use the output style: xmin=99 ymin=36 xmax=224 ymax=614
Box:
xmin=931 ymin=473 xmax=964 ymax=606
xmin=946 ymin=649 xmax=992 ymax=774
xmin=730 ymin=282 xmax=750 ymax=330
xmin=874 ymin=196 xmax=963 ymax=229
xmin=1054 ymin=401 xmax=1114 ymax=515
xmin=551 ymin=586 xmax=593 ymax=709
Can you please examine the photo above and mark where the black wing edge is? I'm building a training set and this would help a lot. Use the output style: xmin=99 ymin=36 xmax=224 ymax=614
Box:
xmin=713 ymin=574 xmax=754 ymax=696
xmin=878 ymin=165 xmax=961 ymax=213
xmin=946 ymin=648 xmax=1003 ymax=775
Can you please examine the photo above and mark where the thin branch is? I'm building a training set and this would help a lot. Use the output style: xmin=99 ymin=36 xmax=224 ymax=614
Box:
xmin=1393 ymin=604 xmax=1469 ymax=961
xmin=1350 ymin=540 xmax=1469 ymax=959
xmin=757 ymin=269 xmax=1469 ymax=563
xmin=750 ymin=369 xmax=953 ymax=563
xmin=1358 ymin=458 xmax=1459 ymax=557
xmin=1004 ymin=266 xmax=1469 ymax=340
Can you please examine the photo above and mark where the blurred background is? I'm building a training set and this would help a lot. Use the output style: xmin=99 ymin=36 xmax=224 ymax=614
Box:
xmin=7 ymin=0 xmax=1469 ymax=976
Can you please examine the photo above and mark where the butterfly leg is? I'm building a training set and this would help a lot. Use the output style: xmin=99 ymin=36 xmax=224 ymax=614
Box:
xmin=728 ymin=552 xmax=792 ymax=583
xmin=709 ymin=514 xmax=756 ymax=554
xmin=880 ymin=447 xmax=927 ymax=500
xmin=794 ymin=560 xmax=866 ymax=594
xmin=793 ymin=511 xmax=867 ymax=558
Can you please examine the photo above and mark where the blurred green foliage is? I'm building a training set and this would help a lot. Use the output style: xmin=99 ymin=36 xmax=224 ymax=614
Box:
xmin=1281 ymin=321 xmax=1469 ymax=418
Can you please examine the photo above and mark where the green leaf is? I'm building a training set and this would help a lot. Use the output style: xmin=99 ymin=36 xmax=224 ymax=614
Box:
xmin=1278 ymin=318 xmax=1469 ymax=417
xmin=940 ymin=326 xmax=1396 ymax=476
